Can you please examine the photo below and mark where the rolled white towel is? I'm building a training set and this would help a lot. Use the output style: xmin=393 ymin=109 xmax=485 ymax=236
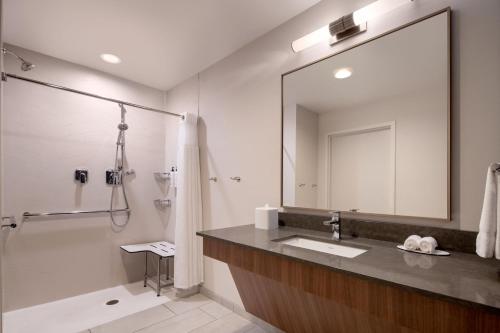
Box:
xmin=404 ymin=235 xmax=422 ymax=251
xmin=419 ymin=237 xmax=438 ymax=254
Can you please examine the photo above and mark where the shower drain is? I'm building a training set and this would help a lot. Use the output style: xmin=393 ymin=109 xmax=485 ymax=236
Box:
xmin=106 ymin=299 xmax=119 ymax=306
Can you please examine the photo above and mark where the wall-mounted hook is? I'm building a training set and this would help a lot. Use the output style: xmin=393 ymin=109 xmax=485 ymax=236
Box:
xmin=209 ymin=177 xmax=218 ymax=182
xmin=1 ymin=216 xmax=17 ymax=229
xmin=230 ymin=176 xmax=241 ymax=182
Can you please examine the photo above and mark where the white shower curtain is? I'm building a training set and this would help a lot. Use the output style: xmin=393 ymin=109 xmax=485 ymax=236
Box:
xmin=174 ymin=112 xmax=203 ymax=289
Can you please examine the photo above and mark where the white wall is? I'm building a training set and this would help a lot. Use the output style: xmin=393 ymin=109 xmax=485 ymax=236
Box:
xmin=166 ymin=0 xmax=500 ymax=307
xmin=1 ymin=45 xmax=178 ymax=311
xmin=0 ymin=0 xmax=4 ymax=329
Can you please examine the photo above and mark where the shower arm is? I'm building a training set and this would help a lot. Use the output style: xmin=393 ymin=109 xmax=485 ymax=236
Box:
xmin=2 ymin=47 xmax=27 ymax=63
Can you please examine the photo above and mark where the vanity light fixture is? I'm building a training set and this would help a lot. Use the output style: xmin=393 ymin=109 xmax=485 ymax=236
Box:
xmin=333 ymin=67 xmax=352 ymax=79
xmin=291 ymin=0 xmax=414 ymax=53
xmin=100 ymin=53 xmax=121 ymax=64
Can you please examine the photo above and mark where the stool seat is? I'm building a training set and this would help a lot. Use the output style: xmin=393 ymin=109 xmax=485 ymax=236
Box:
xmin=120 ymin=241 xmax=175 ymax=257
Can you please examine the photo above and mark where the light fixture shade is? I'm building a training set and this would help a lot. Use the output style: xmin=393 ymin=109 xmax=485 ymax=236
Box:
xmin=353 ymin=0 xmax=410 ymax=25
xmin=291 ymin=0 xmax=413 ymax=53
xmin=291 ymin=25 xmax=330 ymax=53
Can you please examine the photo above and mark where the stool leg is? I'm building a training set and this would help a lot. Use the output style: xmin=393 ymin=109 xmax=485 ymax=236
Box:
xmin=166 ymin=257 xmax=170 ymax=281
xmin=144 ymin=252 xmax=148 ymax=287
xmin=157 ymin=256 xmax=161 ymax=297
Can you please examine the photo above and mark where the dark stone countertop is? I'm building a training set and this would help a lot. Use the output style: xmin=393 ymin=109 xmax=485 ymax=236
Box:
xmin=197 ymin=224 xmax=500 ymax=313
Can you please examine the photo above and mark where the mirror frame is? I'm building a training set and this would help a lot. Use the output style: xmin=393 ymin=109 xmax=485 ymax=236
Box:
xmin=280 ymin=8 xmax=451 ymax=222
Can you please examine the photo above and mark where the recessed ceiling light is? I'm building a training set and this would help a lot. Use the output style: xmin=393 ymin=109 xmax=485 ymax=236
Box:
xmin=333 ymin=67 xmax=352 ymax=79
xmin=100 ymin=53 xmax=121 ymax=64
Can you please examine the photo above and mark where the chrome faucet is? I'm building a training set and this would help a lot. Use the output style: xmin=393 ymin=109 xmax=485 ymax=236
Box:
xmin=323 ymin=211 xmax=341 ymax=240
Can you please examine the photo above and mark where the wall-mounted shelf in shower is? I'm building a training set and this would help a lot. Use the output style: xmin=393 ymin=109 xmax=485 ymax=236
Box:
xmin=154 ymin=172 xmax=171 ymax=181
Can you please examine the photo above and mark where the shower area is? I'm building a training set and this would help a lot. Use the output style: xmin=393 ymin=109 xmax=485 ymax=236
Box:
xmin=0 ymin=45 xmax=184 ymax=332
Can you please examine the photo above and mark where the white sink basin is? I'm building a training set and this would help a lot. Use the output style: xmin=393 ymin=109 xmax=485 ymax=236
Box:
xmin=276 ymin=236 xmax=367 ymax=258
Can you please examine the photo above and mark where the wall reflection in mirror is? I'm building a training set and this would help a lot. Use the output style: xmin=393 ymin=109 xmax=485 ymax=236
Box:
xmin=282 ymin=12 xmax=449 ymax=219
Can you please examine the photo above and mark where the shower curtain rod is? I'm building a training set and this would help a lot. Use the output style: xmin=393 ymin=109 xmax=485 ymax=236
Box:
xmin=1 ymin=72 xmax=184 ymax=119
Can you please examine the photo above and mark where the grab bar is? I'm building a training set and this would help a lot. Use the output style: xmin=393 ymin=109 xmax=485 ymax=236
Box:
xmin=23 ymin=208 xmax=130 ymax=221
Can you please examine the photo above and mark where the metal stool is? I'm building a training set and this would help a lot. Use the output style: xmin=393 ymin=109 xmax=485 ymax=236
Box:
xmin=120 ymin=241 xmax=175 ymax=296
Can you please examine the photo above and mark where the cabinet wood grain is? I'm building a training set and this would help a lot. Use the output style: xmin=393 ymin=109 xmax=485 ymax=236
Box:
xmin=203 ymin=237 xmax=500 ymax=333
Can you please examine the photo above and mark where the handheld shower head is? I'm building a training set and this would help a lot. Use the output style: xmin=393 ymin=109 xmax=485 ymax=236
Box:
xmin=2 ymin=47 xmax=35 ymax=71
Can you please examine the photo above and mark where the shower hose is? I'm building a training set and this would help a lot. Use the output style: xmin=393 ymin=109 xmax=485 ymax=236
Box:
xmin=110 ymin=105 xmax=131 ymax=227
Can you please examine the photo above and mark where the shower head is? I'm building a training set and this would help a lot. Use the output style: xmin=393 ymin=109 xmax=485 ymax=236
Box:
xmin=20 ymin=60 xmax=35 ymax=71
xmin=2 ymin=47 xmax=35 ymax=71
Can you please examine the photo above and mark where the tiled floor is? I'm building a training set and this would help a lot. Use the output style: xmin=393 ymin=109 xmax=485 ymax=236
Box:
xmin=88 ymin=293 xmax=269 ymax=333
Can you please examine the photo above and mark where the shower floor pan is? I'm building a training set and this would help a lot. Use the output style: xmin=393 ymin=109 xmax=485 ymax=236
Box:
xmin=3 ymin=281 xmax=176 ymax=333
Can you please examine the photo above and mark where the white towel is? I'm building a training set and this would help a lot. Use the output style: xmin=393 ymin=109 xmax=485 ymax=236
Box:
xmin=419 ymin=237 xmax=438 ymax=254
xmin=404 ymin=235 xmax=421 ymax=251
xmin=476 ymin=163 xmax=499 ymax=259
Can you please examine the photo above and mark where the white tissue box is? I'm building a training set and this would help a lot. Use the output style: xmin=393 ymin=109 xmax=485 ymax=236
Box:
xmin=255 ymin=204 xmax=279 ymax=230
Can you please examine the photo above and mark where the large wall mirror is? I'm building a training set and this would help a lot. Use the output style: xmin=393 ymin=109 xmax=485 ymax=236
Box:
xmin=282 ymin=10 xmax=450 ymax=220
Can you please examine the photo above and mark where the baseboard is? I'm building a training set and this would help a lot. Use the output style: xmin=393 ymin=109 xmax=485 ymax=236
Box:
xmin=199 ymin=285 xmax=283 ymax=333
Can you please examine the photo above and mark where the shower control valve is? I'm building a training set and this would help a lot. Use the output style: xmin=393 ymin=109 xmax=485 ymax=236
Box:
xmin=106 ymin=169 xmax=122 ymax=185
xmin=75 ymin=169 xmax=88 ymax=184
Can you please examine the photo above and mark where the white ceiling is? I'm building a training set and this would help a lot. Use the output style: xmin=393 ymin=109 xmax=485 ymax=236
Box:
xmin=284 ymin=12 xmax=448 ymax=112
xmin=3 ymin=0 xmax=321 ymax=90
